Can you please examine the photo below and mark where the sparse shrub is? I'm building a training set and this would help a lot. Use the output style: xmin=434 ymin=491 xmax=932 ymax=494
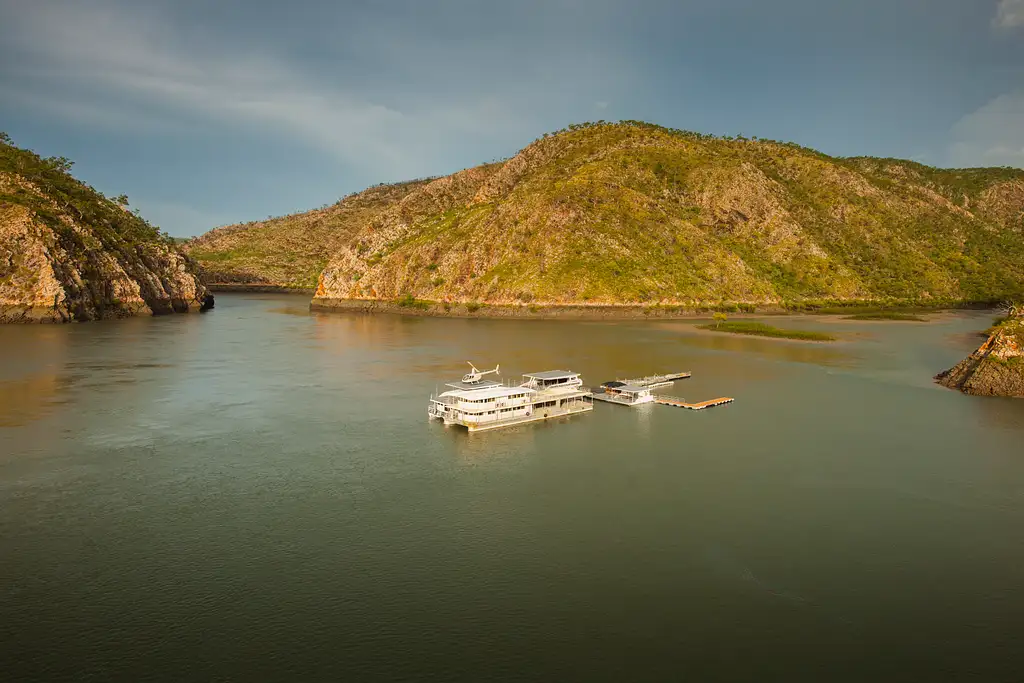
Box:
xmin=396 ymin=293 xmax=429 ymax=310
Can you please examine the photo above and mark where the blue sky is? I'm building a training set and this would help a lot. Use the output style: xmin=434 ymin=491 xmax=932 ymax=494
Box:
xmin=1 ymin=0 xmax=1023 ymax=236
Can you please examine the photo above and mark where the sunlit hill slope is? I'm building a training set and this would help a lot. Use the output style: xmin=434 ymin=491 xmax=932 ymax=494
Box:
xmin=192 ymin=121 xmax=1024 ymax=310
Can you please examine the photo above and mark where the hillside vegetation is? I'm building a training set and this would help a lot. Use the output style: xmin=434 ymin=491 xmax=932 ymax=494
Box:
xmin=0 ymin=134 xmax=206 ymax=322
xmin=185 ymin=180 xmax=432 ymax=289
xmin=192 ymin=121 xmax=1024 ymax=309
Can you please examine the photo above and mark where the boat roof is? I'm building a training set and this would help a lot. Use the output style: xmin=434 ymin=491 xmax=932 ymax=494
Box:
xmin=615 ymin=384 xmax=651 ymax=394
xmin=602 ymin=380 xmax=627 ymax=388
xmin=444 ymin=379 xmax=503 ymax=391
xmin=523 ymin=370 xmax=579 ymax=380
xmin=440 ymin=385 xmax=536 ymax=400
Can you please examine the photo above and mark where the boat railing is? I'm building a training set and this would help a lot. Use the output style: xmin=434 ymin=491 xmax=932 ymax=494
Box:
xmin=448 ymin=395 xmax=535 ymax=411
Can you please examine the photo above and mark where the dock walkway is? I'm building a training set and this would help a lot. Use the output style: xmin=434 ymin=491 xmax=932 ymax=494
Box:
xmin=654 ymin=396 xmax=734 ymax=410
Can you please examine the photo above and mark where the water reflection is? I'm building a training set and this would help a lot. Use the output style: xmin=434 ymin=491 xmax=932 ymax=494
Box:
xmin=310 ymin=310 xmax=429 ymax=351
xmin=440 ymin=419 xmax=538 ymax=463
xmin=0 ymin=325 xmax=71 ymax=428
xmin=3 ymin=294 xmax=1024 ymax=683
xmin=0 ymin=373 xmax=76 ymax=428
xmin=664 ymin=325 xmax=857 ymax=368
xmin=633 ymin=402 xmax=655 ymax=440
xmin=944 ymin=331 xmax=987 ymax=352
xmin=971 ymin=396 xmax=1024 ymax=432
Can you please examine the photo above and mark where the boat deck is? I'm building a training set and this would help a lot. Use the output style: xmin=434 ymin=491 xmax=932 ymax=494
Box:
xmin=617 ymin=371 xmax=690 ymax=388
xmin=654 ymin=396 xmax=734 ymax=410
xmin=663 ymin=372 xmax=692 ymax=381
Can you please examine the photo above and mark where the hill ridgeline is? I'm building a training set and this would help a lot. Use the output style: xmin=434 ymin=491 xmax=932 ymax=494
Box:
xmin=189 ymin=121 xmax=1024 ymax=313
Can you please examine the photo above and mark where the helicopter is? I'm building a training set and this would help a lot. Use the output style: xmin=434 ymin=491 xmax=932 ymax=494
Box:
xmin=462 ymin=362 xmax=500 ymax=384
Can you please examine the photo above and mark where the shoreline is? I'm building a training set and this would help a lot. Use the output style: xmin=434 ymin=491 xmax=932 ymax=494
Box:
xmin=310 ymin=298 xmax=776 ymax=320
xmin=308 ymin=297 xmax=998 ymax=321
xmin=207 ymin=283 xmax=316 ymax=294
xmin=1 ymin=299 xmax=205 ymax=324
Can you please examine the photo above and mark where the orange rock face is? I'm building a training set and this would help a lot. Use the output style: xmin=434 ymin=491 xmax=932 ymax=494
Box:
xmin=936 ymin=318 xmax=1024 ymax=398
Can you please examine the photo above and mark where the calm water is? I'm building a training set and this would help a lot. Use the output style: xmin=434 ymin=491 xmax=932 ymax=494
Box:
xmin=2 ymin=294 xmax=1023 ymax=682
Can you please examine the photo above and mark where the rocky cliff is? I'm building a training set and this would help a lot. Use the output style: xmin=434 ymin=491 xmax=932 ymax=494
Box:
xmin=936 ymin=312 xmax=1024 ymax=397
xmin=0 ymin=135 xmax=206 ymax=323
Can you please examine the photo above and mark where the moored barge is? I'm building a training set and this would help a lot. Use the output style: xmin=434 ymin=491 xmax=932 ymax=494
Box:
xmin=429 ymin=364 xmax=593 ymax=432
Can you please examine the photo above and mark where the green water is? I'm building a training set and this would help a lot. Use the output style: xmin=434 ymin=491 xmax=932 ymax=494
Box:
xmin=2 ymin=294 xmax=1022 ymax=682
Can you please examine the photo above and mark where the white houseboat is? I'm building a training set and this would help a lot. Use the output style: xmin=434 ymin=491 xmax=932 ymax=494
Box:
xmin=429 ymin=364 xmax=593 ymax=432
xmin=592 ymin=381 xmax=656 ymax=406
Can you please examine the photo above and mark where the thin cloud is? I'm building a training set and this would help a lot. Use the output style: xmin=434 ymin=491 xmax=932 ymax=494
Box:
xmin=132 ymin=199 xmax=239 ymax=238
xmin=994 ymin=0 xmax=1024 ymax=29
xmin=0 ymin=0 xmax=635 ymax=235
xmin=1 ymin=89 xmax=186 ymax=135
xmin=948 ymin=91 xmax=1024 ymax=168
xmin=0 ymin=0 xmax=554 ymax=178
xmin=1 ymin=1 xmax=415 ymax=171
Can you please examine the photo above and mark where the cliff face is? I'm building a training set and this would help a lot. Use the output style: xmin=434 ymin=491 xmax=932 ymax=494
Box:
xmin=936 ymin=316 xmax=1024 ymax=397
xmin=0 ymin=138 xmax=206 ymax=323
xmin=184 ymin=180 xmax=431 ymax=290
xmin=304 ymin=122 xmax=1024 ymax=308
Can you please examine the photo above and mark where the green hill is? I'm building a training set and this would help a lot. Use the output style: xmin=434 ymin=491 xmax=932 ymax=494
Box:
xmin=0 ymin=134 xmax=207 ymax=322
xmin=194 ymin=121 xmax=1024 ymax=310
xmin=184 ymin=180 xmax=432 ymax=290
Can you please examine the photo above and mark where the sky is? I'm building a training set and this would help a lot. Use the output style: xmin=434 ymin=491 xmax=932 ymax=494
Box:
xmin=1 ymin=0 xmax=1023 ymax=237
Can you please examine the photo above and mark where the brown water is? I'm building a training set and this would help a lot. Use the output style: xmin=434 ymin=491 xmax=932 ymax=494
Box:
xmin=2 ymin=294 xmax=1023 ymax=681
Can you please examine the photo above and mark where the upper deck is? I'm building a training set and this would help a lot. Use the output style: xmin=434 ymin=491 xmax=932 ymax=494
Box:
xmin=523 ymin=370 xmax=580 ymax=381
xmin=608 ymin=383 xmax=651 ymax=396
xmin=443 ymin=378 xmax=503 ymax=392
xmin=438 ymin=385 xmax=536 ymax=401
xmin=521 ymin=370 xmax=586 ymax=397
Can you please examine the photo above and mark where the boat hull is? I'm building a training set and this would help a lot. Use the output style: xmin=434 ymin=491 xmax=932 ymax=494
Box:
xmin=463 ymin=402 xmax=593 ymax=432
xmin=592 ymin=393 xmax=656 ymax=407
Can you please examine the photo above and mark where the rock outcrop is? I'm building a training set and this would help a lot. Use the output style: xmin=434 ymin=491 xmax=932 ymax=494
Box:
xmin=1 ymin=136 xmax=206 ymax=323
xmin=936 ymin=313 xmax=1024 ymax=397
